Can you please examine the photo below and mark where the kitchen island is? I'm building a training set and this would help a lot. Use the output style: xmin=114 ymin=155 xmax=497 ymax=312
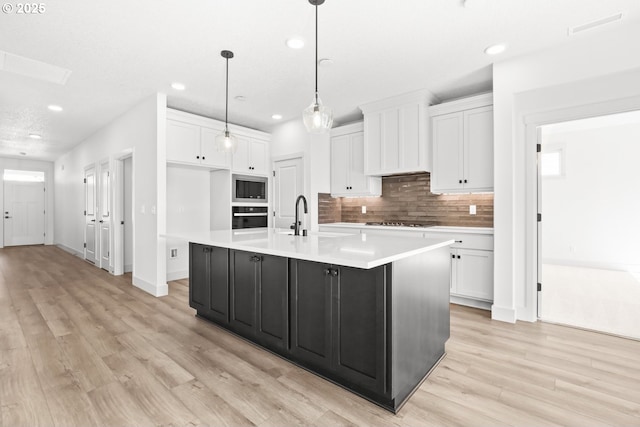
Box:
xmin=165 ymin=228 xmax=454 ymax=412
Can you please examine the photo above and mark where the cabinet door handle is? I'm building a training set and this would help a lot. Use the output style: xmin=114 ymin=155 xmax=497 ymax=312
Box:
xmin=457 ymin=255 xmax=461 ymax=259
xmin=455 ymin=240 xmax=462 ymax=243
xmin=202 ymin=156 xmax=205 ymax=160
xmin=459 ymin=179 xmax=462 ymax=184
xmin=250 ymin=255 xmax=262 ymax=262
xmin=451 ymin=254 xmax=455 ymax=259
xmin=324 ymin=268 xmax=331 ymax=276
xmin=196 ymin=155 xmax=200 ymax=159
xmin=331 ymin=268 xmax=339 ymax=277
xmin=464 ymin=179 xmax=468 ymax=183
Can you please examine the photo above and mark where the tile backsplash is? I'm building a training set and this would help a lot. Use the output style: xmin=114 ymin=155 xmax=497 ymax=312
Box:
xmin=318 ymin=172 xmax=493 ymax=227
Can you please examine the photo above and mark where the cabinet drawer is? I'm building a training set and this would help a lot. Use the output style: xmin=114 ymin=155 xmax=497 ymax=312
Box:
xmin=424 ymin=232 xmax=493 ymax=251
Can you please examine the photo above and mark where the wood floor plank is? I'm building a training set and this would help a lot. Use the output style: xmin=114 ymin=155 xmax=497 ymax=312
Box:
xmin=1 ymin=245 xmax=640 ymax=426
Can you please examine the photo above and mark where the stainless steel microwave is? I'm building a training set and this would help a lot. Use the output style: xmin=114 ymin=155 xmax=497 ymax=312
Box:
xmin=232 ymin=174 xmax=268 ymax=203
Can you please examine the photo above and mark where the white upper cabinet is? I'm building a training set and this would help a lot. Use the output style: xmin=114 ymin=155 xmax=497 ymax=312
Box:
xmin=430 ymin=93 xmax=493 ymax=193
xmin=166 ymin=109 xmax=270 ymax=173
xmin=330 ymin=122 xmax=381 ymax=197
xmin=359 ymin=90 xmax=436 ymax=176
xmin=232 ymin=137 xmax=268 ymax=175
xmin=166 ymin=120 xmax=202 ymax=164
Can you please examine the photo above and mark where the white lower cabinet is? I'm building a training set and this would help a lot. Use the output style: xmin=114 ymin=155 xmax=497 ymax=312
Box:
xmin=450 ymin=248 xmax=493 ymax=302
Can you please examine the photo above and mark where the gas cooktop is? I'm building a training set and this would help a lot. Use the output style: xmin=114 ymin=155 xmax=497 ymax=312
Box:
xmin=365 ymin=222 xmax=432 ymax=228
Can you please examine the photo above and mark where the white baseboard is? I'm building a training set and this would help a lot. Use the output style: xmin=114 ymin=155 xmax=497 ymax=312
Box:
xmin=450 ymin=295 xmax=492 ymax=311
xmin=133 ymin=275 xmax=168 ymax=297
xmin=491 ymin=304 xmax=517 ymax=323
xmin=56 ymin=243 xmax=83 ymax=259
xmin=167 ymin=270 xmax=189 ymax=281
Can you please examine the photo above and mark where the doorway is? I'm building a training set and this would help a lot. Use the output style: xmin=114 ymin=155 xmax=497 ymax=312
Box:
xmin=99 ymin=160 xmax=111 ymax=271
xmin=84 ymin=164 xmax=97 ymax=264
xmin=3 ymin=170 xmax=45 ymax=246
xmin=538 ymin=110 xmax=640 ymax=339
xmin=272 ymin=156 xmax=304 ymax=229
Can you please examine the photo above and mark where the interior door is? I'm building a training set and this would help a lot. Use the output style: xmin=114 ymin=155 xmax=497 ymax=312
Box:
xmin=273 ymin=156 xmax=303 ymax=229
xmin=99 ymin=162 xmax=110 ymax=271
xmin=84 ymin=165 xmax=97 ymax=264
xmin=3 ymin=181 xmax=45 ymax=246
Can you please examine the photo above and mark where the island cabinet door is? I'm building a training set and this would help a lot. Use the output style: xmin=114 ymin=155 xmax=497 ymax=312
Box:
xmin=189 ymin=244 xmax=229 ymax=324
xmin=229 ymin=250 xmax=258 ymax=337
xmin=290 ymin=260 xmax=333 ymax=370
xmin=256 ymin=254 xmax=289 ymax=351
xmin=333 ymin=265 xmax=387 ymax=394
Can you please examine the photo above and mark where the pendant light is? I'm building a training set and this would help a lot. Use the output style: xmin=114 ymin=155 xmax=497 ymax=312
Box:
xmin=302 ymin=0 xmax=333 ymax=133
xmin=215 ymin=50 xmax=238 ymax=153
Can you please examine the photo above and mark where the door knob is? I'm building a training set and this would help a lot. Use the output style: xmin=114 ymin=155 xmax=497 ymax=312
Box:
xmin=4 ymin=216 xmax=11 ymax=219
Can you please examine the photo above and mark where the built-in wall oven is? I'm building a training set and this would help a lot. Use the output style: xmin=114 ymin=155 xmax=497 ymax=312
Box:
xmin=232 ymin=174 xmax=267 ymax=203
xmin=232 ymin=206 xmax=268 ymax=229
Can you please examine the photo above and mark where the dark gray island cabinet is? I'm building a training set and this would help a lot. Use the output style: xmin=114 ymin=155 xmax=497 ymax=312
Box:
xmin=187 ymin=233 xmax=452 ymax=413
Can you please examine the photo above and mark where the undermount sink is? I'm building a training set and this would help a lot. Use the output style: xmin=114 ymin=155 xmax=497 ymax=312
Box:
xmin=276 ymin=230 xmax=350 ymax=238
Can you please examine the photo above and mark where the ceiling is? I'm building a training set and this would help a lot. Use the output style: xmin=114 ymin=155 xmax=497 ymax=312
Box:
xmin=1 ymin=0 xmax=639 ymax=161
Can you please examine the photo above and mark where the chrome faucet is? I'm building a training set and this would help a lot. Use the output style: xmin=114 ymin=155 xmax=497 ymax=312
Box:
xmin=292 ymin=194 xmax=308 ymax=236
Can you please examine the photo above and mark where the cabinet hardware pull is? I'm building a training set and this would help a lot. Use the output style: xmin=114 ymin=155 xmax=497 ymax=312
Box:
xmin=324 ymin=268 xmax=331 ymax=275
xmin=457 ymin=255 xmax=461 ymax=259
xmin=459 ymin=179 xmax=462 ymax=184
xmin=455 ymin=240 xmax=462 ymax=243
xmin=196 ymin=155 xmax=200 ymax=159
xmin=202 ymin=156 xmax=205 ymax=160
xmin=464 ymin=179 xmax=468 ymax=183
xmin=451 ymin=254 xmax=455 ymax=259
xmin=331 ymin=269 xmax=339 ymax=277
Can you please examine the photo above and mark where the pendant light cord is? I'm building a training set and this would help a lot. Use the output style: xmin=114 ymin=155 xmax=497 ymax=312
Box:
xmin=225 ymin=56 xmax=229 ymax=131
xmin=314 ymin=2 xmax=318 ymax=104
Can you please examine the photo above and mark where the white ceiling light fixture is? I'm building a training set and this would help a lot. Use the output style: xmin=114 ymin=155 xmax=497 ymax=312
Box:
xmin=272 ymin=114 xmax=283 ymax=120
xmin=568 ymin=12 xmax=623 ymax=36
xmin=484 ymin=43 xmax=507 ymax=55
xmin=215 ymin=50 xmax=238 ymax=153
xmin=171 ymin=82 xmax=186 ymax=90
xmin=48 ymin=104 xmax=63 ymax=112
xmin=302 ymin=0 xmax=333 ymax=134
xmin=29 ymin=133 xmax=42 ymax=139
xmin=286 ymin=37 xmax=305 ymax=49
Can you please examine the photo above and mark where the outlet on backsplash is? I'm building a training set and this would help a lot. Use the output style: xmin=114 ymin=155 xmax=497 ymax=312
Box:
xmin=318 ymin=172 xmax=493 ymax=227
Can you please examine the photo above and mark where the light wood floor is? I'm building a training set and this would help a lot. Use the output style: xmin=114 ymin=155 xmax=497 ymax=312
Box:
xmin=1 ymin=246 xmax=639 ymax=427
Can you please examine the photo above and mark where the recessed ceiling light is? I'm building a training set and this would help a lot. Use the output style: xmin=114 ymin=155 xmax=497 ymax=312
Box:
xmin=171 ymin=82 xmax=186 ymax=90
xmin=48 ymin=104 xmax=63 ymax=112
xmin=29 ymin=133 xmax=42 ymax=139
xmin=286 ymin=37 xmax=305 ymax=49
xmin=19 ymin=152 xmax=27 ymax=156
xmin=234 ymin=95 xmax=246 ymax=102
xmin=319 ymin=58 xmax=333 ymax=67
xmin=272 ymin=114 xmax=283 ymax=120
xmin=484 ymin=43 xmax=507 ymax=55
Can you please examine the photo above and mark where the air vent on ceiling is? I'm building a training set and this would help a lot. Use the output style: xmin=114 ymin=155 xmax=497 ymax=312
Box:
xmin=0 ymin=50 xmax=72 ymax=85
xmin=568 ymin=12 xmax=623 ymax=36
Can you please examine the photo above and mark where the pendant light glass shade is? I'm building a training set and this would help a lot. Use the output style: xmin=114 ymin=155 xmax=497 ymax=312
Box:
xmin=303 ymin=94 xmax=333 ymax=133
xmin=215 ymin=129 xmax=237 ymax=153
xmin=303 ymin=0 xmax=332 ymax=134
xmin=216 ymin=50 xmax=237 ymax=153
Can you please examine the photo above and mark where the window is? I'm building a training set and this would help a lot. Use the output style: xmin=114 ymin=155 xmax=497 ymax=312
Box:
xmin=3 ymin=169 xmax=45 ymax=182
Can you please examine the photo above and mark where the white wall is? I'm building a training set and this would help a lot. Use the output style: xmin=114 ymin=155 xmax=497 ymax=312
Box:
xmin=166 ymin=165 xmax=211 ymax=280
xmin=270 ymin=119 xmax=332 ymax=231
xmin=54 ymin=93 xmax=168 ymax=296
xmin=541 ymin=121 xmax=640 ymax=270
xmin=0 ymin=157 xmax=55 ymax=247
xmin=492 ymin=23 xmax=640 ymax=322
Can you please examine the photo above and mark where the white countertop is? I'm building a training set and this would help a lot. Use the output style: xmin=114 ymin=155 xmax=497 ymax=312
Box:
xmin=321 ymin=222 xmax=494 ymax=235
xmin=162 ymin=228 xmax=454 ymax=269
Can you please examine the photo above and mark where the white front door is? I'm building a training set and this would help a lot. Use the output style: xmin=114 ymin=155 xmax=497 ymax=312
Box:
xmin=273 ymin=157 xmax=304 ymax=229
xmin=99 ymin=162 xmax=110 ymax=271
xmin=84 ymin=165 xmax=97 ymax=264
xmin=3 ymin=181 xmax=45 ymax=246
